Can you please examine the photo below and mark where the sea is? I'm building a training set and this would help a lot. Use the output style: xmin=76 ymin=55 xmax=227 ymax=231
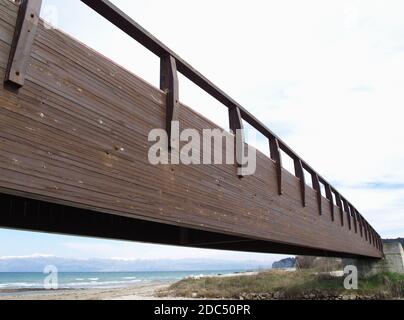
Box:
xmin=0 ymin=270 xmax=244 ymax=293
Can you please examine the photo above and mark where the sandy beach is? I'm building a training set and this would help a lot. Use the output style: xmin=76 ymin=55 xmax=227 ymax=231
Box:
xmin=0 ymin=271 xmax=261 ymax=300
xmin=0 ymin=282 xmax=175 ymax=300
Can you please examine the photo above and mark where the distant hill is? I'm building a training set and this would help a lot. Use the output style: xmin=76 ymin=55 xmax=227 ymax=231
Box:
xmin=272 ymin=258 xmax=296 ymax=269
xmin=0 ymin=255 xmax=272 ymax=272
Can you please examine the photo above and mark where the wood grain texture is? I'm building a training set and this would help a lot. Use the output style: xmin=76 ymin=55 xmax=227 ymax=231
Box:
xmin=0 ymin=0 xmax=382 ymax=258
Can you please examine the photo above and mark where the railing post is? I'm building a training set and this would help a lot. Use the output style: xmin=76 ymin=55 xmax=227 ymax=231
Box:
xmin=311 ymin=173 xmax=322 ymax=215
xmin=342 ymin=198 xmax=351 ymax=230
xmin=294 ymin=158 xmax=306 ymax=207
xmin=229 ymin=106 xmax=244 ymax=178
xmin=369 ymin=225 xmax=374 ymax=245
xmin=349 ymin=204 xmax=358 ymax=234
xmin=369 ymin=228 xmax=374 ymax=246
xmin=334 ymin=192 xmax=344 ymax=226
xmin=371 ymin=231 xmax=375 ymax=247
xmin=362 ymin=217 xmax=368 ymax=242
xmin=324 ymin=183 xmax=334 ymax=221
xmin=269 ymin=138 xmax=282 ymax=195
xmin=160 ymin=55 xmax=179 ymax=150
xmin=5 ymin=0 xmax=42 ymax=87
xmin=356 ymin=211 xmax=363 ymax=238
xmin=365 ymin=221 xmax=371 ymax=244
xmin=372 ymin=229 xmax=376 ymax=247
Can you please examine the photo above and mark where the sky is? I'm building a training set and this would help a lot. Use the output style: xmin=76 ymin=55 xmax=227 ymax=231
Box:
xmin=1 ymin=0 xmax=404 ymax=262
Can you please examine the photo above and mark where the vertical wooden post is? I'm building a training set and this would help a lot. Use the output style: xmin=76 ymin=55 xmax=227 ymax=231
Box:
xmin=311 ymin=173 xmax=322 ymax=215
xmin=362 ymin=217 xmax=368 ymax=242
xmin=5 ymin=0 xmax=42 ymax=87
xmin=160 ymin=55 xmax=179 ymax=150
xmin=349 ymin=204 xmax=358 ymax=234
xmin=365 ymin=220 xmax=370 ymax=241
xmin=356 ymin=210 xmax=363 ymax=238
xmin=229 ymin=106 xmax=244 ymax=178
xmin=371 ymin=229 xmax=376 ymax=247
xmin=342 ymin=199 xmax=351 ymax=230
xmin=369 ymin=228 xmax=374 ymax=246
xmin=324 ymin=183 xmax=334 ymax=221
xmin=369 ymin=226 xmax=374 ymax=245
xmin=269 ymin=138 xmax=282 ymax=195
xmin=294 ymin=158 xmax=306 ymax=207
xmin=335 ymin=192 xmax=344 ymax=226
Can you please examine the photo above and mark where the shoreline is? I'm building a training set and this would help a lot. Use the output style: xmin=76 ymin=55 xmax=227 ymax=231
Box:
xmin=0 ymin=281 xmax=174 ymax=300
xmin=0 ymin=270 xmax=260 ymax=300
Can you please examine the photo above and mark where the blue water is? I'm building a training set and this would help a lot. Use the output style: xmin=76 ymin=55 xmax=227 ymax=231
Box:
xmin=0 ymin=270 xmax=243 ymax=291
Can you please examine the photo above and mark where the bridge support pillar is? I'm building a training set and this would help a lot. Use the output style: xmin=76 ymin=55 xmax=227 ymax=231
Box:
xmin=343 ymin=242 xmax=404 ymax=278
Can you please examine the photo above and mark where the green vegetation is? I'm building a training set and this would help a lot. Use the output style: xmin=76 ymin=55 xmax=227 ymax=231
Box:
xmin=159 ymin=270 xmax=404 ymax=300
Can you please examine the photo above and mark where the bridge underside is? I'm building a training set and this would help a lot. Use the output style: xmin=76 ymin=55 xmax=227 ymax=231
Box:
xmin=0 ymin=192 xmax=376 ymax=259
xmin=0 ymin=0 xmax=382 ymax=259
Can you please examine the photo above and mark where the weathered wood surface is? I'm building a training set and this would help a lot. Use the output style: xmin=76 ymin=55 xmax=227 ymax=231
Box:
xmin=0 ymin=0 xmax=382 ymax=258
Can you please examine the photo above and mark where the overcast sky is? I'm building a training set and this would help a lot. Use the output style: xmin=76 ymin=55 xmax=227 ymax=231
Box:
xmin=1 ymin=0 xmax=403 ymax=262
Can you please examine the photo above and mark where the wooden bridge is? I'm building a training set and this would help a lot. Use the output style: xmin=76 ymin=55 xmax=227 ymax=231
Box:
xmin=0 ymin=0 xmax=383 ymax=259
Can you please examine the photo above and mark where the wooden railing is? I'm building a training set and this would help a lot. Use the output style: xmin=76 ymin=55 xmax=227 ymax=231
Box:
xmin=6 ymin=0 xmax=383 ymax=253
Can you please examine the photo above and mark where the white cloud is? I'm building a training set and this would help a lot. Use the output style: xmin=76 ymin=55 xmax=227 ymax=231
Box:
xmin=0 ymin=254 xmax=55 ymax=260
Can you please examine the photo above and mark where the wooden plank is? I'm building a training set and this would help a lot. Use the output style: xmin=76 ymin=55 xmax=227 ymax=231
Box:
xmin=160 ymin=54 xmax=179 ymax=150
xmin=269 ymin=138 xmax=282 ymax=195
xmin=4 ymin=0 xmax=41 ymax=87
xmin=294 ymin=158 xmax=306 ymax=207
